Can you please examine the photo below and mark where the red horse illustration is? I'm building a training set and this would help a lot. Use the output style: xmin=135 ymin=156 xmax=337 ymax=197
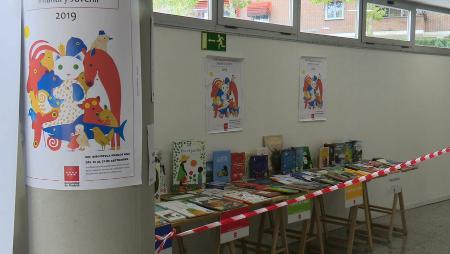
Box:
xmin=27 ymin=40 xmax=59 ymax=95
xmin=82 ymin=48 xmax=122 ymax=149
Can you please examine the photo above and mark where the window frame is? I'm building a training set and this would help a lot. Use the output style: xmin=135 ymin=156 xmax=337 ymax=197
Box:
xmin=362 ymin=0 xmax=415 ymax=47
xmin=413 ymin=3 xmax=450 ymax=55
xmin=151 ymin=0 xmax=450 ymax=57
xmin=153 ymin=0 xmax=217 ymax=31
xmin=217 ymin=0 xmax=299 ymax=35
xmin=298 ymin=0 xmax=362 ymax=47
xmin=324 ymin=0 xmax=345 ymax=21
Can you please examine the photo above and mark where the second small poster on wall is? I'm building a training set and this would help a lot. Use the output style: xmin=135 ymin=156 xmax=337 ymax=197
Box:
xmin=299 ymin=56 xmax=327 ymax=122
xmin=205 ymin=56 xmax=243 ymax=134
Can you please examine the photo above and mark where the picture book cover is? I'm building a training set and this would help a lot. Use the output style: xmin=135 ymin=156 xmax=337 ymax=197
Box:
xmin=189 ymin=196 xmax=245 ymax=211
xmin=233 ymin=181 xmax=269 ymax=191
xmin=200 ymin=188 xmax=225 ymax=198
xmin=155 ymin=205 xmax=186 ymax=222
xmin=263 ymin=135 xmax=283 ymax=174
xmin=334 ymin=143 xmax=345 ymax=166
xmin=269 ymin=186 xmax=300 ymax=195
xmin=319 ymin=147 xmax=330 ymax=169
xmin=206 ymin=161 xmax=214 ymax=183
xmin=324 ymin=143 xmax=336 ymax=166
xmin=231 ymin=152 xmax=246 ymax=182
xmin=223 ymin=190 xmax=269 ymax=204
xmin=281 ymin=148 xmax=297 ymax=175
xmin=252 ymin=190 xmax=281 ymax=198
xmin=172 ymin=140 xmax=207 ymax=192
xmin=154 ymin=161 xmax=168 ymax=201
xmin=155 ymin=224 xmax=173 ymax=254
xmin=220 ymin=207 xmax=250 ymax=244
xmin=352 ymin=141 xmax=363 ymax=162
xmin=162 ymin=193 xmax=197 ymax=201
xmin=213 ymin=150 xmax=232 ymax=183
xmin=158 ymin=201 xmax=214 ymax=218
xmin=294 ymin=146 xmax=313 ymax=170
xmin=155 ymin=215 xmax=168 ymax=227
xmin=206 ymin=181 xmax=230 ymax=190
xmin=344 ymin=141 xmax=354 ymax=164
xmin=249 ymin=155 xmax=269 ymax=179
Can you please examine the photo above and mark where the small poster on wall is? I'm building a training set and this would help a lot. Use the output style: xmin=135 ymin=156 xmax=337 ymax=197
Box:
xmin=299 ymin=56 xmax=327 ymax=122
xmin=206 ymin=56 xmax=243 ymax=134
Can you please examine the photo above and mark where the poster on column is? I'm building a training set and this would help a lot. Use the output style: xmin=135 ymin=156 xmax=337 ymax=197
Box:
xmin=23 ymin=0 xmax=142 ymax=190
xmin=299 ymin=56 xmax=327 ymax=122
xmin=206 ymin=56 xmax=243 ymax=134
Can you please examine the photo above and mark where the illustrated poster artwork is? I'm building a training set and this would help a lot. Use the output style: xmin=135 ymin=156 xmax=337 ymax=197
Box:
xmin=206 ymin=56 xmax=243 ymax=134
xmin=22 ymin=0 xmax=142 ymax=190
xmin=299 ymin=57 xmax=327 ymax=122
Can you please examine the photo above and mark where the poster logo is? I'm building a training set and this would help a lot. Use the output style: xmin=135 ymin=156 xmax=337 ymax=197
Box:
xmin=64 ymin=166 xmax=80 ymax=187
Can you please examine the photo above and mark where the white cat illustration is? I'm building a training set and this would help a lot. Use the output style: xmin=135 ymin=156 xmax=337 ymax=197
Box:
xmin=44 ymin=53 xmax=85 ymax=128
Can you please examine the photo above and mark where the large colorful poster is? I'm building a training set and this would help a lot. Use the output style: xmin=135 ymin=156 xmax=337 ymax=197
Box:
xmin=299 ymin=57 xmax=327 ymax=122
xmin=206 ymin=56 xmax=243 ymax=134
xmin=23 ymin=0 xmax=142 ymax=190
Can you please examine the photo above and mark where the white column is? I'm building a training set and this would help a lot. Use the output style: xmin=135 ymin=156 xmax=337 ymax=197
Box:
xmin=0 ymin=1 xmax=22 ymax=254
xmin=26 ymin=1 xmax=154 ymax=254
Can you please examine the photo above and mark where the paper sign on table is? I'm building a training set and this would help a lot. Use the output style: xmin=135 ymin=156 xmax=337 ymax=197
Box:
xmin=155 ymin=224 xmax=173 ymax=254
xmin=287 ymin=200 xmax=312 ymax=224
xmin=387 ymin=174 xmax=402 ymax=194
xmin=345 ymin=183 xmax=363 ymax=208
xmin=220 ymin=207 xmax=250 ymax=244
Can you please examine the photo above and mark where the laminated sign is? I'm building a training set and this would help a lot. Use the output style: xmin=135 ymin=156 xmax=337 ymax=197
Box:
xmin=220 ymin=207 xmax=250 ymax=244
xmin=287 ymin=200 xmax=312 ymax=224
xmin=345 ymin=183 xmax=363 ymax=208
xmin=22 ymin=0 xmax=142 ymax=190
xmin=387 ymin=174 xmax=402 ymax=194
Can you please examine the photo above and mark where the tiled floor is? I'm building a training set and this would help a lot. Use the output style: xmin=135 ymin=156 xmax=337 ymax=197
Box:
xmin=309 ymin=200 xmax=450 ymax=254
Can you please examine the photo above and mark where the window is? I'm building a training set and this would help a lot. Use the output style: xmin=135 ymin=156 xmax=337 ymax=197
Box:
xmin=153 ymin=0 xmax=211 ymax=20
xmin=415 ymin=9 xmax=450 ymax=49
xmin=219 ymin=0 xmax=297 ymax=34
xmin=325 ymin=0 xmax=345 ymax=20
xmin=365 ymin=3 xmax=411 ymax=42
xmin=300 ymin=0 xmax=360 ymax=39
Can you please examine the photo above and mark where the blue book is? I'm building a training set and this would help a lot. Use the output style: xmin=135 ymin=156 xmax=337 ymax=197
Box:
xmin=213 ymin=150 xmax=231 ymax=183
xmin=155 ymin=224 xmax=173 ymax=253
xmin=281 ymin=149 xmax=296 ymax=175
xmin=249 ymin=155 xmax=269 ymax=179
xmin=294 ymin=147 xmax=304 ymax=172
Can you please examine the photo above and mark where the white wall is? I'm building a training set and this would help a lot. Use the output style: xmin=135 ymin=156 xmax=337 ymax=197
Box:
xmin=153 ymin=26 xmax=450 ymax=252
xmin=0 ymin=1 xmax=21 ymax=254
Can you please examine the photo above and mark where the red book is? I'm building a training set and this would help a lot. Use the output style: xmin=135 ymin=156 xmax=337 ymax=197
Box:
xmin=231 ymin=152 xmax=246 ymax=182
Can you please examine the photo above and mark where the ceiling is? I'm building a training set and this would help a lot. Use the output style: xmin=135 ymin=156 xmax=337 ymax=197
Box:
xmin=406 ymin=0 xmax=450 ymax=9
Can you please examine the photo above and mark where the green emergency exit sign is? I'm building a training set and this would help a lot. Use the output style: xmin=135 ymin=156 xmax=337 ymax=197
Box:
xmin=201 ymin=32 xmax=226 ymax=51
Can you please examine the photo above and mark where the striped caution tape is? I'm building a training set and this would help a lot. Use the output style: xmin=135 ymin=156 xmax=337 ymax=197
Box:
xmin=155 ymin=147 xmax=450 ymax=247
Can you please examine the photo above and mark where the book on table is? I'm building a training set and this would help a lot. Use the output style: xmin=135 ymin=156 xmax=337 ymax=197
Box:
xmin=172 ymin=140 xmax=207 ymax=192
xmin=158 ymin=201 xmax=215 ymax=218
xmin=188 ymin=196 xmax=245 ymax=211
xmin=155 ymin=205 xmax=186 ymax=222
xmin=213 ymin=150 xmax=232 ymax=183
xmin=223 ymin=190 xmax=269 ymax=204
xmin=231 ymin=152 xmax=246 ymax=182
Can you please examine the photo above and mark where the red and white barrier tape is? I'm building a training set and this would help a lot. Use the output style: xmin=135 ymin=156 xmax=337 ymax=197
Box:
xmin=155 ymin=147 xmax=450 ymax=245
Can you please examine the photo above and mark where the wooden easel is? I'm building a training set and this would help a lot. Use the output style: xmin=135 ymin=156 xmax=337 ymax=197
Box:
xmin=217 ymin=240 xmax=237 ymax=254
xmin=358 ymin=182 xmax=407 ymax=242
xmin=318 ymin=193 xmax=373 ymax=254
